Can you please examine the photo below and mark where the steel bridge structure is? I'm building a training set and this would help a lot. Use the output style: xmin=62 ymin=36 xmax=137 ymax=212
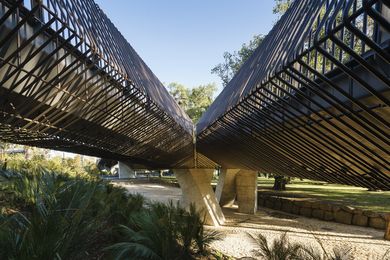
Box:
xmin=0 ymin=0 xmax=214 ymax=169
xmin=0 ymin=0 xmax=389 ymax=190
xmin=198 ymin=0 xmax=390 ymax=190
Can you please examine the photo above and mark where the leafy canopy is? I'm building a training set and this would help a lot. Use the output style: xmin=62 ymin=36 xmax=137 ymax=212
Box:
xmin=168 ymin=82 xmax=217 ymax=123
xmin=273 ymin=0 xmax=293 ymax=17
xmin=211 ymin=35 xmax=264 ymax=87
xmin=211 ymin=0 xmax=293 ymax=87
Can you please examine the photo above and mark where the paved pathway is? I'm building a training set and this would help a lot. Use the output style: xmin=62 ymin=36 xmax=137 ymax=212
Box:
xmin=115 ymin=180 xmax=390 ymax=259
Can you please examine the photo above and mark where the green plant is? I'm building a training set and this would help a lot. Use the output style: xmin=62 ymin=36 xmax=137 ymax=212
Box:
xmin=0 ymin=174 xmax=103 ymax=259
xmin=0 ymin=168 xmax=148 ymax=259
xmin=1 ymin=163 xmax=221 ymax=260
xmin=251 ymin=233 xmax=302 ymax=260
xmin=299 ymin=235 xmax=353 ymax=260
xmin=251 ymin=233 xmax=355 ymax=260
xmin=106 ymin=202 xmax=222 ymax=260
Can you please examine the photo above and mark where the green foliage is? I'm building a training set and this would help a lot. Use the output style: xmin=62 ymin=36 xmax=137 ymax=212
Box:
xmin=273 ymin=0 xmax=293 ymax=17
xmin=251 ymin=233 xmax=355 ymax=260
xmin=106 ymin=202 xmax=222 ymax=260
xmin=0 ymin=168 xmax=148 ymax=259
xmin=211 ymin=34 xmax=265 ymax=86
xmin=0 ymin=163 xmax=220 ymax=259
xmin=1 ymin=174 xmax=104 ymax=259
xmin=168 ymin=82 xmax=217 ymax=123
xmin=2 ymin=152 xmax=100 ymax=179
xmin=168 ymin=82 xmax=190 ymax=109
xmin=252 ymin=233 xmax=302 ymax=260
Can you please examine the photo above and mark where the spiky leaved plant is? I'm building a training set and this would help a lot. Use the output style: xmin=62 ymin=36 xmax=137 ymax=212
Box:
xmin=105 ymin=201 xmax=221 ymax=260
xmin=251 ymin=232 xmax=354 ymax=260
xmin=250 ymin=233 xmax=303 ymax=260
xmin=0 ymin=170 xmax=144 ymax=259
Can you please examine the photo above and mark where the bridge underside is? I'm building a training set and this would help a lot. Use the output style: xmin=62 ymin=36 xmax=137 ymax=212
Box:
xmin=197 ymin=0 xmax=390 ymax=190
xmin=0 ymin=0 xmax=389 ymax=191
xmin=0 ymin=0 xmax=215 ymax=169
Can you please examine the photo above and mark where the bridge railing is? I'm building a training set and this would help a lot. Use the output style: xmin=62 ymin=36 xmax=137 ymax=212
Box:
xmin=8 ymin=0 xmax=193 ymax=133
xmin=0 ymin=0 xmax=197 ymax=168
xmin=197 ymin=0 xmax=390 ymax=190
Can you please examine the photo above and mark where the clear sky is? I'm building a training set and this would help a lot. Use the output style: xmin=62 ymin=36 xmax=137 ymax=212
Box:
xmin=94 ymin=0 xmax=278 ymax=93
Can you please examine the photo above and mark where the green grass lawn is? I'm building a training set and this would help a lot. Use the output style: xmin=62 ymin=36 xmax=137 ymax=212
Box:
xmin=257 ymin=177 xmax=390 ymax=213
xmin=161 ymin=176 xmax=390 ymax=213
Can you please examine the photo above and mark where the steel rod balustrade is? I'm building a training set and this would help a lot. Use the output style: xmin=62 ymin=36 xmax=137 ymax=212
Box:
xmin=197 ymin=0 xmax=390 ymax=190
xmin=1 ymin=0 xmax=388 ymax=190
xmin=0 ymin=0 xmax=213 ymax=169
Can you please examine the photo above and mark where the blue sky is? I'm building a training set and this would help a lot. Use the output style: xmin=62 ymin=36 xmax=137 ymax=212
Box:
xmin=94 ymin=0 xmax=278 ymax=93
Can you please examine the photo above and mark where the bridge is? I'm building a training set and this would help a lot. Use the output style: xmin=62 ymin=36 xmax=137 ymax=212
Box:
xmin=0 ymin=0 xmax=389 ymax=225
xmin=0 ymin=0 xmax=215 ymax=169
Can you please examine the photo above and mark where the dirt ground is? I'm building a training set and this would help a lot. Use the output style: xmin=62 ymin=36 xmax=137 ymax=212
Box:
xmin=115 ymin=180 xmax=390 ymax=259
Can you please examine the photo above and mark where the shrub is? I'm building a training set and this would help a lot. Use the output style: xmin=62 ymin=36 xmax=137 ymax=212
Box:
xmin=251 ymin=233 xmax=354 ymax=260
xmin=105 ymin=202 xmax=222 ymax=260
xmin=0 ymin=165 xmax=220 ymax=260
xmin=0 ymin=169 xmax=146 ymax=259
xmin=251 ymin=233 xmax=302 ymax=260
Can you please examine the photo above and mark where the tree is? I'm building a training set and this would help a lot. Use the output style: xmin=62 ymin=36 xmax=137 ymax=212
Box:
xmin=210 ymin=0 xmax=295 ymax=190
xmin=167 ymin=82 xmax=190 ymax=110
xmin=167 ymin=82 xmax=217 ymax=123
xmin=186 ymin=84 xmax=217 ymax=123
xmin=273 ymin=0 xmax=293 ymax=17
xmin=210 ymin=1 xmax=294 ymax=87
xmin=211 ymin=34 xmax=265 ymax=87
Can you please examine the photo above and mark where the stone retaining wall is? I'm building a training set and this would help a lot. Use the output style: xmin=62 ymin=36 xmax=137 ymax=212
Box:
xmin=258 ymin=194 xmax=389 ymax=230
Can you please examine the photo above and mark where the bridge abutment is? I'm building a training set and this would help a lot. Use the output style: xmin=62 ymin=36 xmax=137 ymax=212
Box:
xmin=236 ymin=170 xmax=258 ymax=214
xmin=215 ymin=169 xmax=240 ymax=207
xmin=215 ymin=169 xmax=258 ymax=214
xmin=174 ymin=169 xmax=225 ymax=226
xmin=118 ymin=162 xmax=136 ymax=179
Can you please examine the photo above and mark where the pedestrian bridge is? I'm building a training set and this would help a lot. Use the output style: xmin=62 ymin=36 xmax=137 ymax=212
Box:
xmin=0 ymin=0 xmax=215 ymax=169
xmin=0 ymin=0 xmax=389 ymax=221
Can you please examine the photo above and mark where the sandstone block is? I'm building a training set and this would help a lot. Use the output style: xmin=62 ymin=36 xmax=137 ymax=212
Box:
xmin=292 ymin=204 xmax=300 ymax=215
xmin=352 ymin=214 xmax=368 ymax=227
xmin=265 ymin=200 xmax=274 ymax=209
xmin=281 ymin=201 xmax=293 ymax=213
xmin=323 ymin=211 xmax=334 ymax=221
xmin=334 ymin=210 xmax=352 ymax=225
xmin=312 ymin=209 xmax=324 ymax=220
xmin=300 ymin=207 xmax=312 ymax=218
xmin=369 ymin=217 xmax=386 ymax=229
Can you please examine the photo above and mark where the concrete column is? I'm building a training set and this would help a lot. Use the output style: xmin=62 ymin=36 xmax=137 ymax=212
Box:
xmin=236 ymin=170 xmax=258 ymax=214
xmin=174 ymin=169 xmax=225 ymax=226
xmin=385 ymin=215 xmax=390 ymax=241
xmin=118 ymin=161 xmax=136 ymax=179
xmin=215 ymin=169 xmax=240 ymax=207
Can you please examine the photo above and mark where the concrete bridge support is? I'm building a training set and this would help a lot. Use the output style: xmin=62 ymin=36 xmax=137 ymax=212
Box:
xmin=215 ymin=169 xmax=258 ymax=214
xmin=174 ymin=169 xmax=225 ymax=226
xmin=215 ymin=169 xmax=240 ymax=207
xmin=118 ymin=162 xmax=136 ymax=179
xmin=236 ymin=170 xmax=258 ymax=214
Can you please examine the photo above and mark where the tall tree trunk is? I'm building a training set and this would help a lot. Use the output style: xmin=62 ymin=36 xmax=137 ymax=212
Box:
xmin=273 ymin=176 xmax=287 ymax=190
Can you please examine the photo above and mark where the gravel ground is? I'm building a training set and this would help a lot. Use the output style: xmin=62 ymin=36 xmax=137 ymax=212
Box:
xmin=209 ymin=206 xmax=390 ymax=259
xmin=113 ymin=179 xmax=181 ymax=204
xmin=116 ymin=180 xmax=390 ymax=260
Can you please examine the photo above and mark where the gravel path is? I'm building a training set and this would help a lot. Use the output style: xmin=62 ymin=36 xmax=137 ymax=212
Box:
xmin=112 ymin=179 xmax=181 ymax=204
xmin=116 ymin=180 xmax=390 ymax=259
xmin=209 ymin=206 xmax=390 ymax=259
